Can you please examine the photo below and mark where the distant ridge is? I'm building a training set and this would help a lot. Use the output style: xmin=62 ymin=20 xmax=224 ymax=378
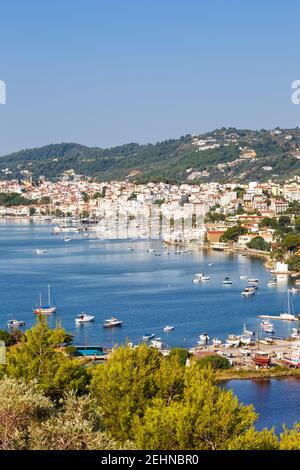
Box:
xmin=1 ymin=128 xmax=300 ymax=183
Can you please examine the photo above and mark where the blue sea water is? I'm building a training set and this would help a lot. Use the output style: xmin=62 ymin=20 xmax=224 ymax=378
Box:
xmin=1 ymin=219 xmax=300 ymax=430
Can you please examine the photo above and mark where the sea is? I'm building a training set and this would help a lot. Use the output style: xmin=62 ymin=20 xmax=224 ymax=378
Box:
xmin=0 ymin=219 xmax=300 ymax=431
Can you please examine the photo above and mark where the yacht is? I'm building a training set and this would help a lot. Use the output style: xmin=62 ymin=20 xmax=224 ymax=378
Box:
xmin=280 ymin=290 xmax=299 ymax=321
xmin=163 ymin=325 xmax=174 ymax=332
xmin=103 ymin=317 xmax=122 ymax=328
xmin=222 ymin=277 xmax=232 ymax=285
xmin=75 ymin=313 xmax=95 ymax=324
xmin=34 ymin=285 xmax=56 ymax=315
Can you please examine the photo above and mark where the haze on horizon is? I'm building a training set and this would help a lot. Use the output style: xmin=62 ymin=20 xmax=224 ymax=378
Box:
xmin=0 ymin=0 xmax=300 ymax=156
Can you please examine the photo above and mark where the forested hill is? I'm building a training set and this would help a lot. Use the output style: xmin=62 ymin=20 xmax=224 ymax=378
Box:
xmin=1 ymin=127 xmax=300 ymax=183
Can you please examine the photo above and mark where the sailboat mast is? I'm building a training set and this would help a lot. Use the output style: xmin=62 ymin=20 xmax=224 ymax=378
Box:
xmin=48 ymin=284 xmax=50 ymax=306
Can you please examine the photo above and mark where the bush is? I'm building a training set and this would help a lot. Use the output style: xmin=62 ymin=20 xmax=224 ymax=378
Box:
xmin=196 ymin=354 xmax=231 ymax=370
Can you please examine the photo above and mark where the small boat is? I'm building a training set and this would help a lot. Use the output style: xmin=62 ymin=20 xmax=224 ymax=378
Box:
xmin=127 ymin=247 xmax=134 ymax=252
xmin=143 ymin=332 xmax=156 ymax=340
xmin=34 ymin=285 xmax=56 ymax=315
xmin=35 ymin=249 xmax=47 ymax=255
xmin=241 ymin=287 xmax=256 ymax=296
xmin=64 ymin=237 xmax=71 ymax=242
xmin=201 ymin=275 xmax=210 ymax=281
xmin=151 ymin=338 xmax=165 ymax=349
xmin=208 ymin=263 xmax=214 ymax=267
xmin=7 ymin=319 xmax=25 ymax=328
xmin=226 ymin=335 xmax=241 ymax=347
xmin=260 ymin=321 xmax=275 ymax=334
xmin=252 ymin=351 xmax=271 ymax=368
xmin=282 ymin=348 xmax=300 ymax=367
xmin=198 ymin=333 xmax=209 ymax=345
xmin=291 ymin=328 xmax=300 ymax=340
xmin=103 ymin=317 xmax=122 ymax=328
xmin=222 ymin=277 xmax=232 ymax=285
xmin=267 ymin=279 xmax=277 ymax=286
xmin=147 ymin=248 xmax=156 ymax=253
xmin=240 ymin=275 xmax=248 ymax=279
xmin=212 ymin=337 xmax=222 ymax=346
xmin=163 ymin=325 xmax=174 ymax=332
xmin=248 ymin=278 xmax=259 ymax=284
xmin=75 ymin=313 xmax=95 ymax=324
xmin=192 ymin=278 xmax=202 ymax=284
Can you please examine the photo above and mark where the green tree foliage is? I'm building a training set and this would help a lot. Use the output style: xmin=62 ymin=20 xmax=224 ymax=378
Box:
xmin=258 ymin=217 xmax=278 ymax=229
xmin=221 ymin=225 xmax=246 ymax=242
xmin=0 ymin=329 xmax=22 ymax=347
xmin=89 ymin=344 xmax=162 ymax=441
xmin=204 ymin=211 xmax=226 ymax=223
xmin=167 ymin=348 xmax=190 ymax=367
xmin=2 ymin=317 xmax=90 ymax=398
xmin=247 ymin=236 xmax=271 ymax=252
xmin=281 ymin=233 xmax=300 ymax=252
xmin=0 ymin=192 xmax=34 ymax=207
xmin=287 ymin=254 xmax=300 ymax=272
xmin=280 ymin=424 xmax=300 ymax=450
xmin=0 ymin=377 xmax=53 ymax=450
xmin=134 ymin=366 xmax=258 ymax=450
xmin=196 ymin=354 xmax=231 ymax=370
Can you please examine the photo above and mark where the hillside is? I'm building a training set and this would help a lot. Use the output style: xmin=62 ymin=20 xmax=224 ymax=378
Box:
xmin=1 ymin=128 xmax=300 ymax=183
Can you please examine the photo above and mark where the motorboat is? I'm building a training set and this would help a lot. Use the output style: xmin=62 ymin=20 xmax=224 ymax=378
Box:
xmin=226 ymin=335 xmax=241 ymax=347
xmin=163 ymin=325 xmax=174 ymax=332
xmin=212 ymin=337 xmax=222 ymax=346
xmin=208 ymin=263 xmax=214 ymax=267
xmin=222 ymin=277 xmax=232 ymax=285
xmin=127 ymin=247 xmax=134 ymax=252
xmin=240 ymin=275 xmax=248 ymax=279
xmin=143 ymin=332 xmax=156 ymax=340
xmin=282 ymin=347 xmax=300 ymax=367
xmin=75 ymin=313 xmax=95 ymax=324
xmin=7 ymin=319 xmax=25 ymax=328
xmin=267 ymin=278 xmax=277 ymax=286
xmin=248 ymin=278 xmax=259 ymax=284
xmin=241 ymin=287 xmax=256 ymax=297
xmin=103 ymin=317 xmax=122 ymax=328
xmin=260 ymin=321 xmax=275 ymax=334
xmin=64 ymin=237 xmax=71 ymax=242
xmin=35 ymin=249 xmax=47 ymax=255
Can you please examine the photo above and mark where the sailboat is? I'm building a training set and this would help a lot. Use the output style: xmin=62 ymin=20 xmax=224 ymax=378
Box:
xmin=280 ymin=290 xmax=298 ymax=321
xmin=34 ymin=285 xmax=57 ymax=315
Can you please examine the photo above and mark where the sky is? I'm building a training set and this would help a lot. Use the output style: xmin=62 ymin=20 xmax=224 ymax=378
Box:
xmin=0 ymin=0 xmax=300 ymax=155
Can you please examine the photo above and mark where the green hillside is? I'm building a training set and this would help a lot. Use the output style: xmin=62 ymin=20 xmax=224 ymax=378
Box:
xmin=1 ymin=128 xmax=300 ymax=183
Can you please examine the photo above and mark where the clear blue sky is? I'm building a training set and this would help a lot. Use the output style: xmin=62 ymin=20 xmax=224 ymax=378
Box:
xmin=0 ymin=0 xmax=300 ymax=154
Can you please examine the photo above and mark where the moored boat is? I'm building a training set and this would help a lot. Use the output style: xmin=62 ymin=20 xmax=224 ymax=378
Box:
xmin=75 ymin=313 xmax=95 ymax=324
xmin=143 ymin=332 xmax=156 ymax=340
xmin=163 ymin=325 xmax=174 ymax=332
xmin=34 ymin=285 xmax=56 ymax=315
xmin=7 ymin=319 xmax=25 ymax=328
xmin=103 ymin=317 xmax=122 ymax=328
xmin=222 ymin=277 xmax=232 ymax=285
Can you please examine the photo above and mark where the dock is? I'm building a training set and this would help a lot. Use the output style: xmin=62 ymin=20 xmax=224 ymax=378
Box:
xmin=258 ymin=315 xmax=299 ymax=321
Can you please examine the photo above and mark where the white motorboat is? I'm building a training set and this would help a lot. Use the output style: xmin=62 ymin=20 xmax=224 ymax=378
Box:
xmin=248 ymin=278 xmax=259 ymax=284
xmin=267 ymin=279 xmax=277 ymax=286
xmin=212 ymin=337 xmax=222 ymax=346
xmin=75 ymin=313 xmax=95 ymax=324
xmin=192 ymin=278 xmax=202 ymax=284
xmin=260 ymin=321 xmax=275 ymax=334
xmin=240 ymin=275 xmax=248 ymax=279
xmin=103 ymin=317 xmax=122 ymax=328
xmin=143 ymin=332 xmax=156 ymax=340
xmin=35 ymin=249 xmax=47 ymax=255
xmin=241 ymin=287 xmax=256 ymax=296
xmin=208 ymin=263 xmax=214 ymax=267
xmin=151 ymin=338 xmax=165 ymax=349
xmin=226 ymin=335 xmax=241 ymax=347
xmin=7 ymin=319 xmax=25 ymax=328
xmin=223 ymin=277 xmax=232 ymax=285
xmin=64 ymin=237 xmax=71 ymax=242
xmin=163 ymin=325 xmax=174 ymax=332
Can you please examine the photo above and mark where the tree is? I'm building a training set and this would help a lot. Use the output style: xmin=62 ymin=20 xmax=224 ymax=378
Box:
xmin=282 ymin=233 xmax=300 ymax=252
xmin=280 ymin=424 xmax=300 ymax=450
xmin=247 ymin=236 xmax=271 ymax=252
xmin=29 ymin=392 xmax=129 ymax=450
xmin=221 ymin=225 xmax=246 ymax=242
xmin=287 ymin=254 xmax=300 ymax=272
xmin=3 ymin=317 xmax=89 ymax=398
xmin=89 ymin=344 xmax=162 ymax=441
xmin=258 ymin=217 xmax=278 ymax=230
xmin=196 ymin=354 xmax=231 ymax=370
xmin=29 ymin=207 xmax=36 ymax=216
xmin=0 ymin=377 xmax=53 ymax=450
xmin=134 ymin=366 xmax=259 ymax=450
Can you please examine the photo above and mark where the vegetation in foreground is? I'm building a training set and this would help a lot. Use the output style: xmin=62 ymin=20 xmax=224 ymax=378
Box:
xmin=1 ymin=319 xmax=300 ymax=450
